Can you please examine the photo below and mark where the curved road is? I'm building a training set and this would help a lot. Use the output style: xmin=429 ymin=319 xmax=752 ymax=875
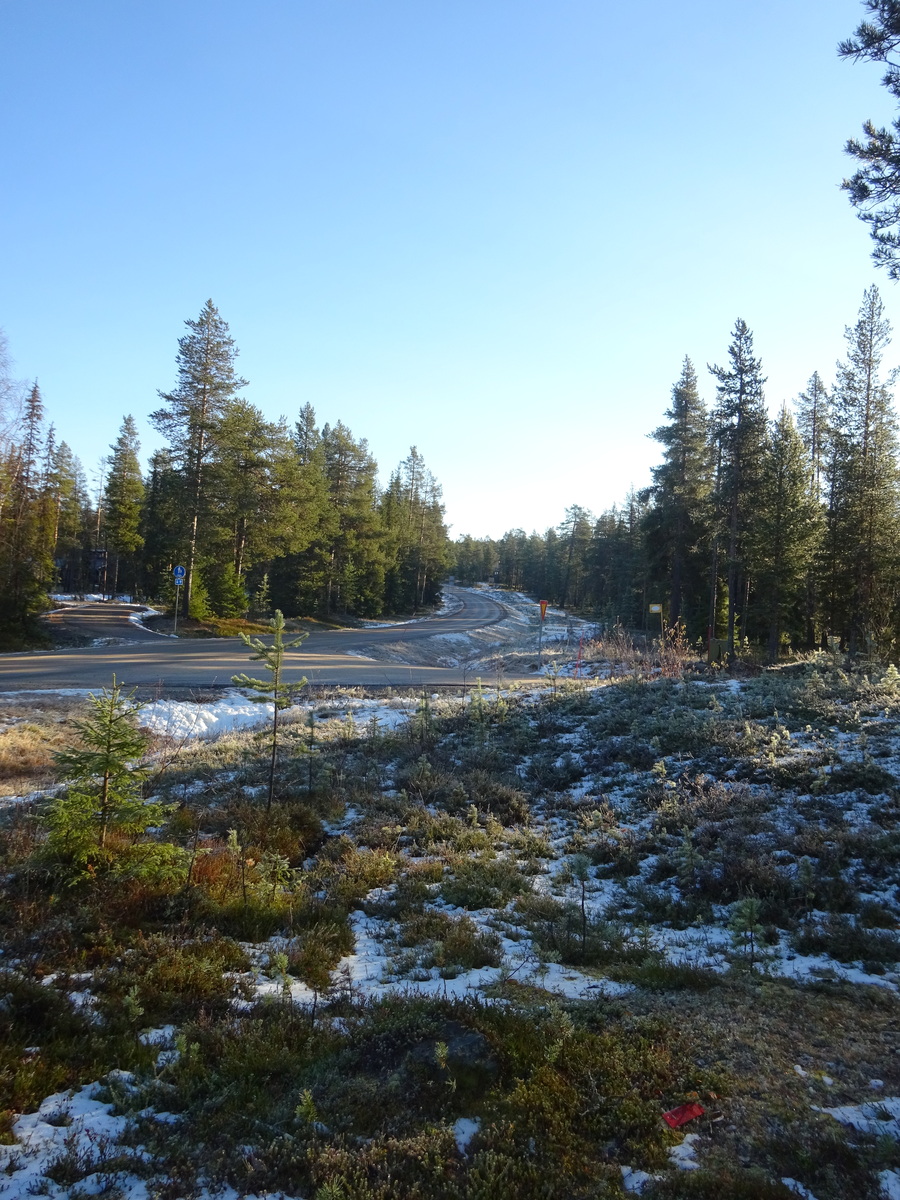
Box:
xmin=0 ymin=587 xmax=514 ymax=691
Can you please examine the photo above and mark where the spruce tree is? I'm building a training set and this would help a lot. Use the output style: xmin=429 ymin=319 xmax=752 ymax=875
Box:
xmin=46 ymin=679 xmax=173 ymax=881
xmin=709 ymin=320 xmax=768 ymax=660
xmin=795 ymin=372 xmax=832 ymax=647
xmin=643 ymin=357 xmax=715 ymax=636
xmin=795 ymin=372 xmax=831 ymax=502
xmin=825 ymin=285 xmax=900 ymax=653
xmin=140 ymin=450 xmax=183 ymax=599
xmin=319 ymin=421 xmax=384 ymax=616
xmin=381 ymin=447 xmax=450 ymax=611
xmin=0 ymin=382 xmax=54 ymax=636
xmin=104 ymin=416 xmax=145 ymax=598
xmin=751 ymin=407 xmax=823 ymax=660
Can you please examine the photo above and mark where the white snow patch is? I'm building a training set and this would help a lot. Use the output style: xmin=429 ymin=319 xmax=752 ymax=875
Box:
xmin=453 ymin=1116 xmax=480 ymax=1155
xmin=668 ymin=1132 xmax=701 ymax=1170
xmin=621 ymin=1164 xmax=660 ymax=1193
xmin=137 ymin=691 xmax=273 ymax=740
xmin=815 ymin=1096 xmax=900 ymax=1138
xmin=782 ymin=1179 xmax=821 ymax=1199
xmin=137 ymin=1025 xmax=177 ymax=1047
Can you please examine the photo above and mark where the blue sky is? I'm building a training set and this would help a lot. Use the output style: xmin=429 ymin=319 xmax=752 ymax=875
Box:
xmin=0 ymin=0 xmax=895 ymax=538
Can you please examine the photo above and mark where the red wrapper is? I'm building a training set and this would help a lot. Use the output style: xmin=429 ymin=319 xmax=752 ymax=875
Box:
xmin=662 ymin=1102 xmax=705 ymax=1128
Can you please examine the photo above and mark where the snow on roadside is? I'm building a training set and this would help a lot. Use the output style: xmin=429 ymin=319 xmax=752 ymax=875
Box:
xmin=136 ymin=690 xmax=274 ymax=740
xmin=134 ymin=691 xmax=428 ymax=741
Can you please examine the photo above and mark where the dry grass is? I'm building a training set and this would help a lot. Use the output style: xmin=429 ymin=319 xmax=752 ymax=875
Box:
xmin=0 ymin=695 xmax=89 ymax=796
xmin=626 ymin=975 xmax=900 ymax=1186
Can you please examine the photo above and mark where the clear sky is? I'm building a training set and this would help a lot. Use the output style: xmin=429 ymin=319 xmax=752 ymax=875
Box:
xmin=0 ymin=0 xmax=895 ymax=538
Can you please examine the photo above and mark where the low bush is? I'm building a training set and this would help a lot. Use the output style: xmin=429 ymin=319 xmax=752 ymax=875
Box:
xmin=644 ymin=1172 xmax=802 ymax=1199
xmin=791 ymin=915 xmax=900 ymax=965
xmin=442 ymin=857 xmax=531 ymax=909
xmin=393 ymin=910 xmax=503 ymax=976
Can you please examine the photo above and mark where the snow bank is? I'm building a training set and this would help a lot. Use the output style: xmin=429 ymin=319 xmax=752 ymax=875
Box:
xmin=137 ymin=691 xmax=273 ymax=740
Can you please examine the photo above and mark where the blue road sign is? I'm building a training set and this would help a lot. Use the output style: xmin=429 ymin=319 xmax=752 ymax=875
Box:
xmin=173 ymin=565 xmax=186 ymax=579
xmin=174 ymin=578 xmax=184 ymax=586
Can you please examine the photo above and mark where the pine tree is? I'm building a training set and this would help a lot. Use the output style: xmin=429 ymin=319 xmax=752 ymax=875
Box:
xmin=269 ymin=405 xmax=334 ymax=617
xmin=151 ymin=300 xmax=247 ymax=610
xmin=709 ymin=320 xmax=768 ymax=659
xmin=825 ymin=285 xmax=900 ymax=654
xmin=643 ymin=357 xmax=715 ymax=636
xmin=839 ymin=3 xmax=900 ymax=277
xmin=212 ymin=402 xmax=306 ymax=595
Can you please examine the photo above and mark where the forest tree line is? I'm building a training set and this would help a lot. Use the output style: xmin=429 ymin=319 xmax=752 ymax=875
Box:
xmin=453 ymin=286 xmax=900 ymax=662
xmin=5 ymin=288 xmax=900 ymax=661
xmin=0 ymin=301 xmax=450 ymax=645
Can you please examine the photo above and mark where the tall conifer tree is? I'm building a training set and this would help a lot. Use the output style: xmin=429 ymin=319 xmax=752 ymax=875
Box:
xmin=151 ymin=301 xmax=247 ymax=609
xmin=825 ymin=285 xmax=900 ymax=653
xmin=104 ymin=416 xmax=145 ymax=598
xmin=752 ymin=407 xmax=823 ymax=660
xmin=709 ymin=320 xmax=768 ymax=659
xmin=643 ymin=357 xmax=714 ymax=635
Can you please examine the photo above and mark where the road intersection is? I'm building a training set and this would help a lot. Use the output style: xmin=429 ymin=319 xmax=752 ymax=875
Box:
xmin=0 ymin=587 xmax=516 ymax=691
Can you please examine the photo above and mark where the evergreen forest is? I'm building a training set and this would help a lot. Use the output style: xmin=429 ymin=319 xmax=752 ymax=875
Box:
xmin=456 ymin=286 xmax=900 ymax=663
xmin=3 ymin=286 xmax=900 ymax=663
xmin=0 ymin=302 xmax=451 ymax=646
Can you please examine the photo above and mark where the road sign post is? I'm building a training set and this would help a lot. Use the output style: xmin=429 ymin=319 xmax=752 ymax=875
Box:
xmin=649 ymin=603 xmax=664 ymax=643
xmin=173 ymin=566 xmax=185 ymax=635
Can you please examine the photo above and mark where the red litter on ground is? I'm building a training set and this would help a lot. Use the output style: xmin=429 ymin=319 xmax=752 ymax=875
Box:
xmin=662 ymin=1102 xmax=705 ymax=1128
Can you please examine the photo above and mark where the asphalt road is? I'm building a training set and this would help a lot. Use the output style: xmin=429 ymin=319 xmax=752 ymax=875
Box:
xmin=0 ymin=587 xmax=516 ymax=691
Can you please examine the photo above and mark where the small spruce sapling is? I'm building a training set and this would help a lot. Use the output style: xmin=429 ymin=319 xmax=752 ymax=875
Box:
xmin=232 ymin=609 xmax=307 ymax=811
xmin=46 ymin=677 xmax=173 ymax=880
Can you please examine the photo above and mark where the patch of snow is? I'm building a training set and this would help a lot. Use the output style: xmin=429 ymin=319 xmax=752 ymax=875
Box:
xmin=453 ymin=1116 xmax=480 ymax=1155
xmin=138 ymin=1025 xmax=177 ymax=1047
xmin=0 ymin=1083 xmax=143 ymax=1198
xmin=621 ymin=1164 xmax=660 ymax=1193
xmin=782 ymin=1180 xmax=821 ymax=1199
xmin=137 ymin=690 xmax=273 ymax=740
xmin=668 ymin=1131 xmax=701 ymax=1170
xmin=815 ymin=1096 xmax=900 ymax=1138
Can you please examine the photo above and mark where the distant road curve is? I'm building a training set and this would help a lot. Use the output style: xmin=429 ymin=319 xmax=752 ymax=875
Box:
xmin=0 ymin=587 xmax=516 ymax=691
